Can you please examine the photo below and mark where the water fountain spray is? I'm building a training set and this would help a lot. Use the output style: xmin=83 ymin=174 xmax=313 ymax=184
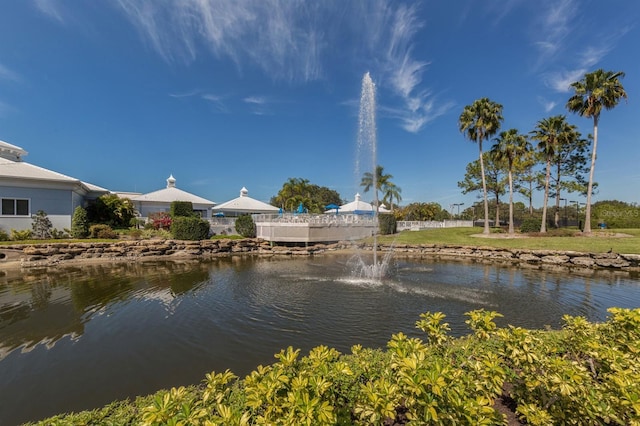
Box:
xmin=353 ymin=72 xmax=390 ymax=279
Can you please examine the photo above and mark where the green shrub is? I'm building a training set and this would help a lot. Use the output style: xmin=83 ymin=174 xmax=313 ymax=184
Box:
xmin=89 ymin=224 xmax=117 ymax=239
xmin=170 ymin=216 xmax=210 ymax=240
xmin=378 ymin=213 xmax=397 ymax=235
xmin=31 ymin=210 xmax=53 ymax=239
xmin=50 ymin=228 xmax=69 ymax=239
xmin=235 ymin=214 xmax=256 ymax=238
xmin=10 ymin=229 xmax=32 ymax=240
xmin=520 ymin=217 xmax=541 ymax=233
xmin=170 ymin=201 xmax=195 ymax=218
xmin=0 ymin=228 xmax=9 ymax=241
xmin=29 ymin=308 xmax=640 ymax=426
xmin=71 ymin=206 xmax=89 ymax=238
xmin=141 ymin=228 xmax=172 ymax=240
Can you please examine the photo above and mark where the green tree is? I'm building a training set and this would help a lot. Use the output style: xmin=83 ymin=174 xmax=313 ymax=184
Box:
xmin=531 ymin=116 xmax=576 ymax=232
xmin=459 ymin=98 xmax=504 ymax=234
xmin=566 ymin=69 xmax=627 ymax=234
xmin=458 ymin=152 xmax=507 ymax=227
xmin=170 ymin=201 xmax=195 ymax=217
xmin=382 ymin=182 xmax=402 ymax=212
xmin=31 ymin=210 xmax=53 ymax=239
xmin=490 ymin=129 xmax=531 ymax=235
xmin=87 ymin=194 xmax=136 ymax=228
xmin=235 ymin=214 xmax=256 ymax=238
xmin=360 ymin=165 xmax=399 ymax=213
xmin=71 ymin=206 xmax=89 ymax=238
xmin=549 ymin=126 xmax=590 ymax=227
xmin=270 ymin=178 xmax=342 ymax=213
xmin=513 ymin=148 xmax=537 ymax=216
xmin=398 ymin=202 xmax=447 ymax=221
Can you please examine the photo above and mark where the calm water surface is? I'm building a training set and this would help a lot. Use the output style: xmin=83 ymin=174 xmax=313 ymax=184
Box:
xmin=1 ymin=254 xmax=639 ymax=425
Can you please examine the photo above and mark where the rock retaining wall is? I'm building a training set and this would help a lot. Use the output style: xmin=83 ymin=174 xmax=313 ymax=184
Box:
xmin=0 ymin=239 xmax=639 ymax=272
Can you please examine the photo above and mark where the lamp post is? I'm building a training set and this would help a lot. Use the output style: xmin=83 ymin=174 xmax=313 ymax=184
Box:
xmin=452 ymin=203 xmax=464 ymax=219
xmin=559 ymin=198 xmax=567 ymax=227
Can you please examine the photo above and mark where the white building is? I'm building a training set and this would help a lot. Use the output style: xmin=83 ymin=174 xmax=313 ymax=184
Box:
xmin=327 ymin=193 xmax=390 ymax=214
xmin=0 ymin=140 xmax=109 ymax=233
xmin=212 ymin=187 xmax=279 ymax=216
xmin=129 ymin=175 xmax=216 ymax=219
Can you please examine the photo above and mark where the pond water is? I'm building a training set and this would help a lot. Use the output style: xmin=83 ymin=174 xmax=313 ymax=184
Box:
xmin=1 ymin=254 xmax=639 ymax=425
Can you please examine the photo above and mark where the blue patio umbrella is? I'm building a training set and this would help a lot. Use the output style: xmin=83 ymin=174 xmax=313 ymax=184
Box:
xmin=296 ymin=202 xmax=306 ymax=214
xmin=325 ymin=203 xmax=341 ymax=214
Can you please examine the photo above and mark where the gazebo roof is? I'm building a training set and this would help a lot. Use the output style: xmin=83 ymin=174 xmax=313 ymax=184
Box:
xmin=131 ymin=175 xmax=215 ymax=206
xmin=213 ymin=187 xmax=279 ymax=213
xmin=331 ymin=193 xmax=390 ymax=214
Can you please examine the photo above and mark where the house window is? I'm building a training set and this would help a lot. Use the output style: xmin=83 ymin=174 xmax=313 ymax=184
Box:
xmin=1 ymin=198 xmax=30 ymax=216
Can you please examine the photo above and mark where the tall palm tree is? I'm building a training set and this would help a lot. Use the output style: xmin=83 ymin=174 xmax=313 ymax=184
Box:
xmin=490 ymin=129 xmax=531 ymax=235
xmin=566 ymin=69 xmax=627 ymax=234
xmin=361 ymin=165 xmax=393 ymax=212
xmin=459 ymin=98 xmax=504 ymax=234
xmin=531 ymin=116 xmax=572 ymax=233
xmin=382 ymin=182 xmax=402 ymax=212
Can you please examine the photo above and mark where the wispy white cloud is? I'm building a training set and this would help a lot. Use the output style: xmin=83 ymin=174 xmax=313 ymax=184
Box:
xmin=0 ymin=63 xmax=20 ymax=82
xmin=537 ymin=96 xmax=557 ymax=113
xmin=115 ymin=0 xmax=325 ymax=82
xmin=532 ymin=0 xmax=577 ymax=64
xmin=544 ymin=68 xmax=586 ymax=93
xmin=0 ymin=100 xmax=12 ymax=117
xmin=113 ymin=0 xmax=447 ymax=132
xmin=33 ymin=0 xmax=65 ymax=23
xmin=360 ymin=2 xmax=452 ymax=133
xmin=534 ymin=0 xmax=631 ymax=94
xmin=243 ymin=96 xmax=267 ymax=105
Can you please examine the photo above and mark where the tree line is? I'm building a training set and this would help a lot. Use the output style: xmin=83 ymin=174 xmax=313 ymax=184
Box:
xmin=459 ymin=69 xmax=627 ymax=235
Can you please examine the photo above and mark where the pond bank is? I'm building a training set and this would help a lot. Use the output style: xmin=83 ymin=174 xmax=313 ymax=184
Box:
xmin=1 ymin=239 xmax=639 ymax=272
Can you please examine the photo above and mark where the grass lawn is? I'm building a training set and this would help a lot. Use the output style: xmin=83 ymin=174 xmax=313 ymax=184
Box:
xmin=376 ymin=227 xmax=640 ymax=255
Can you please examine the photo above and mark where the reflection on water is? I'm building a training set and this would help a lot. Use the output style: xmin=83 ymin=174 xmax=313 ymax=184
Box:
xmin=0 ymin=255 xmax=639 ymax=425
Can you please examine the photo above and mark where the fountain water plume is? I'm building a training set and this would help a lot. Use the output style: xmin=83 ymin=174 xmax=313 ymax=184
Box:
xmin=353 ymin=72 xmax=390 ymax=280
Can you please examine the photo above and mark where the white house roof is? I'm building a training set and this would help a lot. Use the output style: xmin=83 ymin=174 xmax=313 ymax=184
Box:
xmin=0 ymin=156 xmax=80 ymax=183
xmin=0 ymin=139 xmax=28 ymax=161
xmin=331 ymin=193 xmax=390 ymax=213
xmin=213 ymin=187 xmax=279 ymax=213
xmin=131 ymin=175 xmax=215 ymax=206
xmin=82 ymin=181 xmax=110 ymax=193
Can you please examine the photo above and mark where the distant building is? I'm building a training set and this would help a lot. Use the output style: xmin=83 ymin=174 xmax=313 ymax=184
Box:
xmin=129 ymin=175 xmax=216 ymax=219
xmin=0 ymin=140 xmax=109 ymax=233
xmin=328 ymin=193 xmax=390 ymax=214
xmin=212 ymin=187 xmax=279 ymax=217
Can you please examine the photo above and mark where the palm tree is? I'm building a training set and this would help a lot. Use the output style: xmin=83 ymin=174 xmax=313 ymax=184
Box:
xmin=566 ymin=69 xmax=627 ymax=234
xmin=531 ymin=116 xmax=572 ymax=233
xmin=490 ymin=129 xmax=531 ymax=235
xmin=459 ymin=98 xmax=504 ymax=234
xmin=361 ymin=165 xmax=393 ymax=212
xmin=382 ymin=182 xmax=402 ymax=212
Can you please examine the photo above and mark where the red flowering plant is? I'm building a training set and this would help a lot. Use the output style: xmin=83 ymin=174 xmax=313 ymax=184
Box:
xmin=148 ymin=212 xmax=172 ymax=230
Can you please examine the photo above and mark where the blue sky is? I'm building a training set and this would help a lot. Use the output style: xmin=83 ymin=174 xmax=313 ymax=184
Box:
xmin=1 ymin=1 xmax=638 ymax=210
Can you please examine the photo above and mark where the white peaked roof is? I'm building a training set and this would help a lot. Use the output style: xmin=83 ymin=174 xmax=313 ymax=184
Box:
xmin=333 ymin=193 xmax=391 ymax=213
xmin=212 ymin=187 xmax=279 ymax=213
xmin=0 ymin=141 xmax=109 ymax=194
xmin=132 ymin=175 xmax=215 ymax=206
xmin=0 ymin=139 xmax=28 ymax=161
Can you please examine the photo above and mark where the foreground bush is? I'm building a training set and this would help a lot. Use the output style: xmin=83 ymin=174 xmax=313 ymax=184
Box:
xmin=235 ymin=214 xmax=256 ymax=238
xmin=89 ymin=224 xmax=117 ymax=239
xmin=29 ymin=308 xmax=640 ymax=425
xmin=170 ymin=216 xmax=210 ymax=240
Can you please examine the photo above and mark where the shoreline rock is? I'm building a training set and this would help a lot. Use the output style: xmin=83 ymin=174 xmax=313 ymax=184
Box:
xmin=0 ymin=239 xmax=639 ymax=273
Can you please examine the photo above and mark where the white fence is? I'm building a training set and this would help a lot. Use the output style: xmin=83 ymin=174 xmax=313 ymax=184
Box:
xmin=396 ymin=220 xmax=473 ymax=231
